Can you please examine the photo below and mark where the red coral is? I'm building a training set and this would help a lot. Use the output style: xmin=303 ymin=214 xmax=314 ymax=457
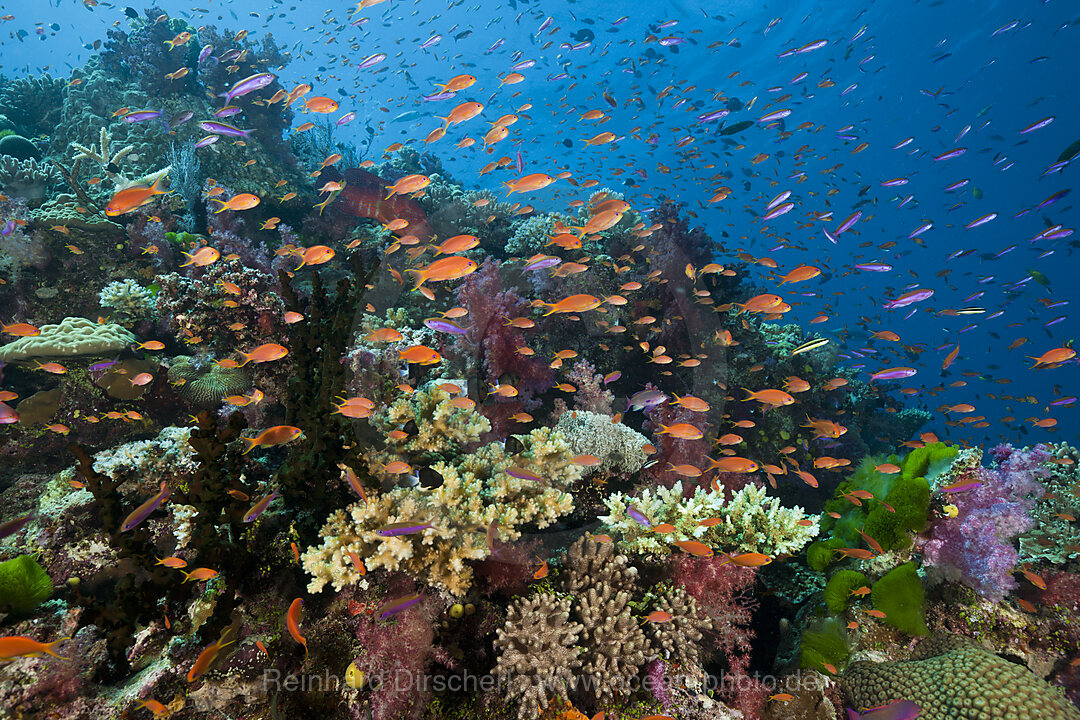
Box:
xmin=350 ymin=580 xmax=441 ymax=720
xmin=451 ymin=259 xmax=552 ymax=436
xmin=474 ymin=538 xmax=542 ymax=597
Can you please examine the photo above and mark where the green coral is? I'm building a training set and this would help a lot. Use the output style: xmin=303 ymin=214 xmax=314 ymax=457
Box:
xmin=901 ymin=442 xmax=959 ymax=484
xmin=0 ymin=554 xmax=53 ymax=615
xmin=870 ymin=562 xmax=928 ymax=636
xmin=807 ymin=537 xmax=846 ymax=572
xmin=166 ymin=355 xmax=252 ymax=407
xmin=799 ymin=616 xmax=850 ymax=673
xmin=824 ymin=569 xmax=868 ymax=614
xmin=863 ymin=473 xmax=930 ymax=551
xmin=599 ymin=480 xmax=819 ymax=558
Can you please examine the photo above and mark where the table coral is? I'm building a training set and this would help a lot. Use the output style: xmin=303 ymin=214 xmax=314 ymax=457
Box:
xmin=599 ymin=480 xmax=819 ymax=557
xmin=842 ymin=634 xmax=1080 ymax=719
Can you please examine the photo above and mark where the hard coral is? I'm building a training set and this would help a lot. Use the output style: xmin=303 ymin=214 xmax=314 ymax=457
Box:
xmin=842 ymin=634 xmax=1080 ymax=719
xmin=493 ymin=593 xmax=584 ymax=720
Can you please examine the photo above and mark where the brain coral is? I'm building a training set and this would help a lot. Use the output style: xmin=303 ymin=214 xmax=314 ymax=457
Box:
xmin=842 ymin=635 xmax=1080 ymax=720
xmin=166 ymin=355 xmax=251 ymax=407
xmin=0 ymin=317 xmax=135 ymax=361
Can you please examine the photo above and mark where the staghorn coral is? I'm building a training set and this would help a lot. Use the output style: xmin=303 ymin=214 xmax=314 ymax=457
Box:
xmin=643 ymin=586 xmax=713 ymax=669
xmin=70 ymin=126 xmax=137 ymax=188
xmin=0 ymin=155 xmax=60 ymax=204
xmin=554 ymin=409 xmax=649 ymax=476
xmin=369 ymin=382 xmax=491 ymax=456
xmin=302 ymin=426 xmax=580 ymax=596
xmin=842 ymin=634 xmax=1080 ymax=719
xmin=0 ymin=316 xmax=134 ymax=361
xmin=98 ymin=279 xmax=156 ymax=318
xmin=600 ymin=480 xmax=819 ymax=558
xmin=166 ymin=355 xmax=252 ymax=407
xmin=493 ymin=594 xmax=584 ymax=720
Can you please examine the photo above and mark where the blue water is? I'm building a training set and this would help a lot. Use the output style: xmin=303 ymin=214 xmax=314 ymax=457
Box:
xmin=2 ymin=0 xmax=1078 ymax=446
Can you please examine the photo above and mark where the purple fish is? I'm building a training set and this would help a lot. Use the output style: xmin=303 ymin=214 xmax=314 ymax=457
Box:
xmin=486 ymin=38 xmax=505 ymax=53
xmin=791 ymin=71 xmax=809 ymax=83
xmin=377 ymin=522 xmax=433 ymax=537
xmin=193 ymin=135 xmax=219 ymax=148
xmin=870 ymin=367 xmax=918 ymax=381
xmin=423 ymin=317 xmax=468 ymax=334
xmin=197 ymin=44 xmax=213 ymax=64
xmin=512 ymin=59 xmax=536 ymax=71
xmin=836 ymin=211 xmax=862 ymax=234
xmin=2 ymin=218 xmax=15 ymax=236
xmin=944 ymin=178 xmax=969 ymax=191
xmin=523 ymin=255 xmax=560 ymax=271
xmin=602 ymin=371 xmax=621 ymax=386
xmin=243 ymin=491 xmax=279 ymax=523
xmin=659 ymin=36 xmax=685 ymax=46
xmin=419 ymin=35 xmax=441 ymax=49
xmin=763 ymin=202 xmax=794 ymax=221
xmin=378 ymin=593 xmax=421 ymax=619
xmin=198 ymin=121 xmax=251 ymax=138
xmin=846 ymin=700 xmax=921 ymax=720
xmin=797 ymin=38 xmax=828 ymax=53
xmin=0 ymin=513 xmax=33 ymax=539
xmin=897 ymin=194 xmax=914 ymax=208
xmin=506 ymin=467 xmax=544 ymax=482
xmin=758 ymin=109 xmax=791 ymax=124
xmin=88 ymin=358 xmax=119 ymax=372
xmin=626 ymin=504 xmax=652 ymax=528
xmin=823 ymin=229 xmax=839 ymax=244
xmin=1036 ymin=189 xmax=1070 ymax=209
xmin=423 ymin=91 xmax=456 ymax=101
xmin=120 ymin=481 xmax=171 ymax=532
xmin=337 ymin=111 xmax=357 ymax=126
xmin=884 ymin=288 xmax=934 ymax=309
xmin=893 ymin=137 xmax=914 ymax=149
xmin=934 ymin=147 xmax=966 ymax=161
xmin=214 ymin=105 xmax=243 ymax=118
xmin=627 ymin=389 xmax=667 ymax=411
xmin=965 ymin=213 xmax=997 ymax=229
xmin=121 ymin=110 xmax=163 ymax=123
xmin=218 ymin=49 xmax=242 ymax=63
xmin=697 ymin=109 xmax=729 ymax=123
xmin=908 ymin=222 xmax=933 ymax=238
xmin=358 ymin=53 xmax=386 ymax=69
xmin=222 ymin=72 xmax=275 ymax=103
xmin=855 ymin=263 xmax=893 ymax=272
xmin=1019 ymin=116 xmax=1053 ymax=134
xmin=169 ymin=110 xmax=194 ymax=127
xmin=881 ymin=178 xmax=908 ymax=187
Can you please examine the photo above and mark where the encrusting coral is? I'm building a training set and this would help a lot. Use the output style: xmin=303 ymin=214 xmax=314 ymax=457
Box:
xmin=843 ymin=634 xmax=1080 ymax=720
xmin=599 ymin=480 xmax=819 ymax=557
xmin=302 ymin=418 xmax=580 ymax=596
xmin=493 ymin=594 xmax=584 ymax=720
xmin=0 ymin=316 xmax=135 ymax=361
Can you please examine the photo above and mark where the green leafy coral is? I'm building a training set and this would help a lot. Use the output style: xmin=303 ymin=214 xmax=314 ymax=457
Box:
xmin=0 ymin=555 xmax=53 ymax=615
xmin=870 ymin=562 xmax=929 ymax=636
xmin=599 ymin=480 xmax=819 ymax=557
xmin=799 ymin=616 xmax=850 ymax=673
xmin=824 ymin=569 xmax=868 ymax=614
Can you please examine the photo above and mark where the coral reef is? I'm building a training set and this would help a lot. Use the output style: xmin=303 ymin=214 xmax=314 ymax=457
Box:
xmin=98 ymin=279 xmax=156 ymax=318
xmin=0 ymin=317 xmax=135 ymax=361
xmin=0 ymin=156 xmax=60 ymax=204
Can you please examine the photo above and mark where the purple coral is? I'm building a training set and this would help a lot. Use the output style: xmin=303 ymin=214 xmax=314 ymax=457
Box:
xmin=922 ymin=444 xmax=1049 ymax=601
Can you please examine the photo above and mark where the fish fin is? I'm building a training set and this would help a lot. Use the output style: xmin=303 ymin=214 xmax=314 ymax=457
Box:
xmin=239 ymin=436 xmax=259 ymax=454
xmin=405 ymin=268 xmax=426 ymax=291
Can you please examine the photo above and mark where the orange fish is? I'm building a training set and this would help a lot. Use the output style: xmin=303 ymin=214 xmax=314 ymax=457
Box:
xmin=286 ymin=598 xmax=308 ymax=658
xmin=674 ymin=540 xmax=714 ymax=557
xmin=743 ymin=388 xmax=795 ymax=406
xmin=708 ymin=456 xmax=759 ymax=473
xmin=407 ymin=256 xmax=478 ymax=289
xmin=237 ymin=343 xmax=288 ymax=366
xmin=539 ymin=294 xmax=602 ymax=316
xmin=656 ymin=423 xmax=704 ymax=440
xmin=398 ymin=345 xmax=442 ymax=365
xmin=0 ymin=635 xmax=69 ymax=661
xmin=719 ymin=552 xmax=773 ymax=567
xmin=305 ymin=96 xmax=339 ymax=114
xmin=1 ymin=322 xmax=40 ymax=337
xmin=437 ymin=101 xmax=484 ymax=128
xmin=435 ymin=74 xmax=476 ymax=92
xmin=187 ymin=628 xmax=234 ymax=682
xmin=178 ymin=246 xmax=220 ymax=268
xmin=210 ymin=193 xmax=261 ymax=213
xmin=105 ymin=175 xmax=169 ymax=216
xmin=241 ymin=426 xmax=302 ymax=454
xmin=181 ymin=567 xmax=219 ymax=583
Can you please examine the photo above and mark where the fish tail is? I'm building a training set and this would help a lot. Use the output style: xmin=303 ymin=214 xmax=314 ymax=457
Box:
xmin=406 ymin=269 xmax=427 ymax=291
xmin=164 ymin=40 xmax=174 ymax=50
xmin=235 ymin=353 xmax=250 ymax=368
xmin=741 ymin=388 xmax=757 ymax=401
xmin=46 ymin=637 xmax=71 ymax=659
xmin=209 ymin=198 xmax=227 ymax=214
xmin=540 ymin=303 xmax=557 ymax=317
xmin=177 ymin=252 xmax=194 ymax=267
xmin=239 ymin=436 xmax=260 ymax=455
